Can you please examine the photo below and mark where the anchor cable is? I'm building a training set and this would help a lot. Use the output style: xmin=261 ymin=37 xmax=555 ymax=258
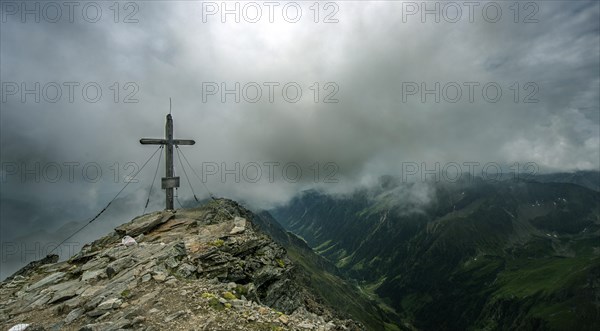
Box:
xmin=176 ymin=145 xmax=199 ymax=202
xmin=143 ymin=145 xmax=164 ymax=214
xmin=48 ymin=146 xmax=163 ymax=254
xmin=176 ymin=146 xmax=215 ymax=199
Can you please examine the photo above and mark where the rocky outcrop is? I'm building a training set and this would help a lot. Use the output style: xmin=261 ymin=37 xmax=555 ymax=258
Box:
xmin=0 ymin=199 xmax=363 ymax=331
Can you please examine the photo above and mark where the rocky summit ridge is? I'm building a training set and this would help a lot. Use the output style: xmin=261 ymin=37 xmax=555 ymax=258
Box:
xmin=0 ymin=199 xmax=363 ymax=331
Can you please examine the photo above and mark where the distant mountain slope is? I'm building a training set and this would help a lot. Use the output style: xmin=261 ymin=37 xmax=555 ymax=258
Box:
xmin=271 ymin=177 xmax=600 ymax=330
xmin=252 ymin=210 xmax=403 ymax=331
xmin=517 ymin=170 xmax=600 ymax=192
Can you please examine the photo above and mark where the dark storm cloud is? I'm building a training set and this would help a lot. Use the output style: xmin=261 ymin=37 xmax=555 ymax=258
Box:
xmin=1 ymin=1 xmax=598 ymax=278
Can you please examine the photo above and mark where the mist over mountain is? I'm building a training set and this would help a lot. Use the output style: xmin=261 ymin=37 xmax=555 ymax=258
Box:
xmin=516 ymin=170 xmax=600 ymax=192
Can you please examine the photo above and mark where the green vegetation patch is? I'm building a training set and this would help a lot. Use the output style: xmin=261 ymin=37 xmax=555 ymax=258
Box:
xmin=208 ymin=239 xmax=225 ymax=247
xmin=208 ymin=297 xmax=224 ymax=310
xmin=494 ymin=256 xmax=595 ymax=298
xmin=275 ymin=258 xmax=285 ymax=268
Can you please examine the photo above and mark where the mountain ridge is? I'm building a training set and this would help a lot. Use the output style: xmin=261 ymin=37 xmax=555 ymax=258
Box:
xmin=0 ymin=199 xmax=375 ymax=330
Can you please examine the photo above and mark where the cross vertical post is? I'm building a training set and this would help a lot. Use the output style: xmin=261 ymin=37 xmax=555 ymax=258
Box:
xmin=165 ymin=114 xmax=174 ymax=210
xmin=140 ymin=114 xmax=195 ymax=210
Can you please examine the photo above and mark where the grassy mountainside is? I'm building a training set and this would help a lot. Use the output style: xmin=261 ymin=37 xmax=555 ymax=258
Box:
xmin=271 ymin=175 xmax=600 ymax=330
xmin=252 ymin=210 xmax=404 ymax=330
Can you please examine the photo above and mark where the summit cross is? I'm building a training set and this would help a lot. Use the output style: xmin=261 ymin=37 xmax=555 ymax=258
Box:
xmin=140 ymin=114 xmax=195 ymax=210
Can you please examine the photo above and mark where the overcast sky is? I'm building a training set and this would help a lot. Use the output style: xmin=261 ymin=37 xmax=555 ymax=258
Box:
xmin=1 ymin=0 xmax=599 ymax=277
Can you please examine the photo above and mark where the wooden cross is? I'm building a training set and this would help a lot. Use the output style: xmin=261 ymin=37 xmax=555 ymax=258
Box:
xmin=140 ymin=114 xmax=195 ymax=210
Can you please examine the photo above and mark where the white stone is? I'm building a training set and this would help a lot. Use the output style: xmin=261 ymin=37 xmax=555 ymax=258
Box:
xmin=121 ymin=235 xmax=137 ymax=246
xmin=8 ymin=324 xmax=30 ymax=331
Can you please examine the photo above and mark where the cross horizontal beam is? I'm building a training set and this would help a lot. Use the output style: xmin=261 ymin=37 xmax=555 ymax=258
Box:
xmin=140 ymin=138 xmax=196 ymax=145
xmin=174 ymin=139 xmax=195 ymax=145
xmin=140 ymin=138 xmax=166 ymax=145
